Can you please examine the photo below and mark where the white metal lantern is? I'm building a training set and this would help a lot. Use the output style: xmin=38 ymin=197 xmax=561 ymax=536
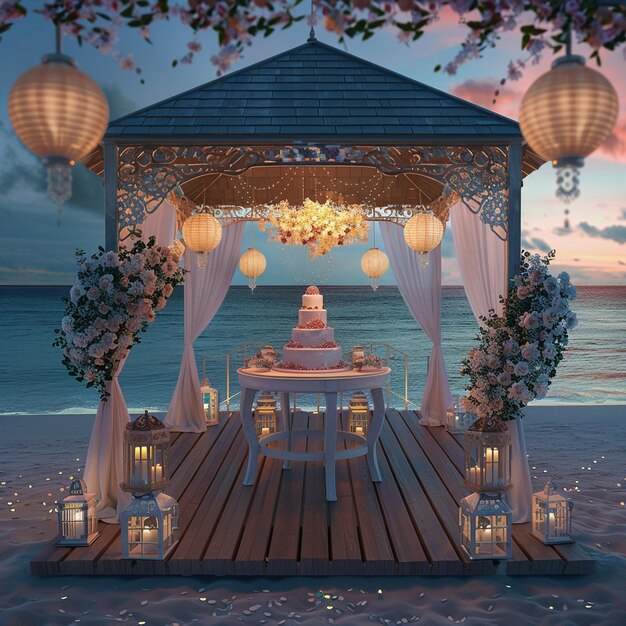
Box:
xmin=519 ymin=54 xmax=618 ymax=203
xmin=403 ymin=211 xmax=445 ymax=266
xmin=446 ymin=395 xmax=476 ymax=434
xmin=8 ymin=33 xmax=108 ymax=206
xmin=254 ymin=392 xmax=279 ymax=436
xmin=348 ymin=392 xmax=370 ymax=436
xmin=201 ymin=377 xmax=219 ymax=426
xmin=120 ymin=493 xmax=179 ymax=560
xmin=57 ymin=479 xmax=99 ymax=546
xmin=464 ymin=417 xmax=512 ymax=492
xmin=459 ymin=492 xmax=512 ymax=560
xmin=532 ymin=480 xmax=574 ymax=545
xmin=360 ymin=247 xmax=389 ymax=291
xmin=239 ymin=247 xmax=267 ymax=292
xmin=181 ymin=210 xmax=223 ymax=268
xmin=121 ymin=411 xmax=171 ymax=494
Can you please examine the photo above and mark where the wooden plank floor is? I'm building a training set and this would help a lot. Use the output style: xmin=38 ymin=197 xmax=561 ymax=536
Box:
xmin=31 ymin=410 xmax=595 ymax=576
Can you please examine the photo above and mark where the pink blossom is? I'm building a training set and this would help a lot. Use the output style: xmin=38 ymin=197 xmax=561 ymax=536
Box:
xmin=497 ymin=371 xmax=512 ymax=386
xmin=487 ymin=372 xmax=498 ymax=385
xmin=519 ymin=311 xmax=540 ymax=330
xmin=542 ymin=344 xmax=557 ymax=360
xmin=486 ymin=356 xmax=500 ymax=370
xmin=155 ymin=297 xmax=167 ymax=310
xmin=503 ymin=339 xmax=520 ymax=357
xmin=99 ymin=274 xmax=114 ymax=291
xmin=520 ymin=342 xmax=540 ymax=362
xmin=98 ymin=302 xmax=109 ymax=315
xmin=513 ymin=361 xmax=529 ymax=377
xmin=86 ymin=287 xmax=101 ymax=301
xmin=162 ymin=283 xmax=174 ymax=298
xmin=70 ymin=284 xmax=84 ymax=304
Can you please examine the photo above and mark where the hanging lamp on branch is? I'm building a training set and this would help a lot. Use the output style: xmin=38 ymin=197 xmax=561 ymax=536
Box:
xmin=360 ymin=222 xmax=389 ymax=291
xmin=239 ymin=222 xmax=267 ymax=292
xmin=8 ymin=21 xmax=109 ymax=208
xmin=519 ymin=26 xmax=618 ymax=204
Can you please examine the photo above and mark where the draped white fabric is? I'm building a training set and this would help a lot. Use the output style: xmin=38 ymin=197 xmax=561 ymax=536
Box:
xmin=449 ymin=201 xmax=506 ymax=322
xmin=83 ymin=201 xmax=177 ymax=521
xmin=166 ymin=222 xmax=246 ymax=432
xmin=380 ymin=222 xmax=452 ymax=426
xmin=450 ymin=202 xmax=531 ymax=523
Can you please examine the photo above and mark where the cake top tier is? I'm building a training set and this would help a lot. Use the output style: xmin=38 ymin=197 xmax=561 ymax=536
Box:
xmin=305 ymin=286 xmax=320 ymax=295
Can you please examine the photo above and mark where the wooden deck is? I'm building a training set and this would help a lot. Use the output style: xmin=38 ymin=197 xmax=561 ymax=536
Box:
xmin=32 ymin=409 xmax=595 ymax=576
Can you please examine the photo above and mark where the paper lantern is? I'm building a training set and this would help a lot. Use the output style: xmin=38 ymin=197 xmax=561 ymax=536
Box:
xmin=120 ymin=493 xmax=179 ymax=560
xmin=57 ymin=479 xmax=99 ymax=546
xmin=459 ymin=492 xmax=512 ymax=560
xmin=532 ymin=480 xmax=574 ymax=545
xmin=239 ymin=247 xmax=267 ymax=291
xmin=8 ymin=52 xmax=108 ymax=205
xmin=254 ymin=393 xmax=278 ymax=437
xmin=519 ymin=55 xmax=618 ymax=203
xmin=181 ymin=212 xmax=222 ymax=268
xmin=463 ymin=417 xmax=512 ymax=493
xmin=403 ymin=212 xmax=445 ymax=265
xmin=360 ymin=247 xmax=389 ymax=290
xmin=348 ymin=392 xmax=370 ymax=436
xmin=121 ymin=411 xmax=171 ymax=495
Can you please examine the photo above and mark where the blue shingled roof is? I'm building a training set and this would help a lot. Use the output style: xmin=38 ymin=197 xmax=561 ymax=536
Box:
xmin=106 ymin=38 xmax=522 ymax=143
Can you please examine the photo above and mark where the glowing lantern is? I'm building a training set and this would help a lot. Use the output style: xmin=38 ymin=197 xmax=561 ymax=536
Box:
xmin=121 ymin=411 xmax=170 ymax=495
xmin=57 ymin=479 xmax=99 ymax=546
xmin=169 ymin=238 xmax=186 ymax=261
xmin=532 ymin=480 xmax=573 ymax=545
xmin=519 ymin=54 xmax=618 ymax=203
xmin=254 ymin=393 xmax=278 ymax=437
xmin=239 ymin=247 xmax=267 ymax=292
xmin=403 ymin=211 xmax=445 ymax=265
xmin=348 ymin=392 xmax=369 ymax=436
xmin=446 ymin=395 xmax=476 ymax=434
xmin=459 ymin=492 xmax=512 ymax=560
xmin=200 ymin=358 xmax=219 ymax=426
xmin=8 ymin=33 xmax=108 ymax=205
xmin=120 ymin=493 xmax=179 ymax=559
xmin=360 ymin=247 xmax=389 ymax=291
xmin=181 ymin=211 xmax=222 ymax=268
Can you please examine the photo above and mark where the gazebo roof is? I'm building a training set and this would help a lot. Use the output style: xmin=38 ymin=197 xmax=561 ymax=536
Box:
xmin=105 ymin=36 xmax=523 ymax=145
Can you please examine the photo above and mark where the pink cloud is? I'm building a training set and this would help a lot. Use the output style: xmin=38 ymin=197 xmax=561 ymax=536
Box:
xmin=450 ymin=78 xmax=521 ymax=117
xmin=599 ymin=116 xmax=626 ymax=160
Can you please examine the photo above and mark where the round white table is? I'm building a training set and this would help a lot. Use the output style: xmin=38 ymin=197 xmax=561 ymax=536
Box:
xmin=237 ymin=366 xmax=391 ymax=501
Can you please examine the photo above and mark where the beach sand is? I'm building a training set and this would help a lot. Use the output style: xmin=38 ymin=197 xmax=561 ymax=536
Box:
xmin=1 ymin=408 xmax=625 ymax=625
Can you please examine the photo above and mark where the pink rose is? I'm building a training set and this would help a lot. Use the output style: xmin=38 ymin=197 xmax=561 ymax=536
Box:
xmin=162 ymin=283 xmax=174 ymax=298
xmin=98 ymin=302 xmax=109 ymax=315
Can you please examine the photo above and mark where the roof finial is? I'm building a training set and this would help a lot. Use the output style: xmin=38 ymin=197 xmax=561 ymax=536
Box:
xmin=308 ymin=26 xmax=317 ymax=42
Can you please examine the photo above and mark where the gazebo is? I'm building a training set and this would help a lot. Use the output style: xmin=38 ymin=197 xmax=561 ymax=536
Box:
xmin=80 ymin=36 xmax=545 ymax=540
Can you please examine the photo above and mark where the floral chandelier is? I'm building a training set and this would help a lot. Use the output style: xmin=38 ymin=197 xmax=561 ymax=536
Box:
xmin=259 ymin=198 xmax=369 ymax=258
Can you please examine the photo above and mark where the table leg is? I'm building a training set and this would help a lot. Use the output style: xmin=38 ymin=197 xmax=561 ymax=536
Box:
xmin=367 ymin=387 xmax=385 ymax=482
xmin=324 ymin=391 xmax=338 ymax=501
xmin=280 ymin=392 xmax=291 ymax=470
xmin=240 ymin=386 xmax=259 ymax=486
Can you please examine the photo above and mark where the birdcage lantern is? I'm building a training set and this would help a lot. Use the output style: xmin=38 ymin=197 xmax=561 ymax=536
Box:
xmin=464 ymin=417 xmax=512 ymax=492
xmin=531 ymin=480 xmax=574 ymax=544
xmin=446 ymin=395 xmax=476 ymax=434
xmin=200 ymin=358 xmax=219 ymax=426
xmin=459 ymin=492 xmax=512 ymax=560
xmin=57 ymin=479 xmax=99 ymax=546
xmin=348 ymin=392 xmax=370 ymax=436
xmin=120 ymin=493 xmax=179 ymax=560
xmin=121 ymin=411 xmax=170 ymax=494
xmin=254 ymin=392 xmax=279 ymax=437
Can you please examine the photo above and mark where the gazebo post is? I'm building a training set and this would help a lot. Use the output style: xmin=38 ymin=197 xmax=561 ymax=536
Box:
xmin=104 ymin=140 xmax=119 ymax=252
xmin=506 ymin=142 xmax=523 ymax=289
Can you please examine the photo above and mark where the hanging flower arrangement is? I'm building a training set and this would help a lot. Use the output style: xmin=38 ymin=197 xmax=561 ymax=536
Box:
xmin=54 ymin=238 xmax=184 ymax=400
xmin=460 ymin=251 xmax=577 ymax=421
xmin=259 ymin=198 xmax=368 ymax=258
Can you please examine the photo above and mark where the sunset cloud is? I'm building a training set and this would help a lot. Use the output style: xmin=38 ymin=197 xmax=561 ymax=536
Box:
xmin=450 ymin=78 xmax=520 ymax=115
xmin=579 ymin=222 xmax=626 ymax=245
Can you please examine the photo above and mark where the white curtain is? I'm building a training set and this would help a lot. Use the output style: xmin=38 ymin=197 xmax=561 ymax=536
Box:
xmin=380 ymin=222 xmax=452 ymax=426
xmin=83 ymin=200 xmax=177 ymax=521
xmin=166 ymin=221 xmax=246 ymax=432
xmin=450 ymin=202 xmax=532 ymax=523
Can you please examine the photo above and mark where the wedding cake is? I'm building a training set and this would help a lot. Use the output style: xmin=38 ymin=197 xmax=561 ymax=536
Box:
xmin=277 ymin=286 xmax=345 ymax=371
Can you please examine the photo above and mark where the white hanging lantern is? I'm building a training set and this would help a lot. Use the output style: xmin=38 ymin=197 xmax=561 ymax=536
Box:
xmin=519 ymin=54 xmax=618 ymax=203
xmin=532 ymin=480 xmax=574 ymax=545
xmin=57 ymin=479 xmax=99 ymax=546
xmin=463 ymin=417 xmax=512 ymax=493
xmin=360 ymin=247 xmax=389 ymax=291
xmin=459 ymin=492 xmax=512 ymax=560
xmin=348 ymin=392 xmax=370 ymax=436
xmin=181 ymin=211 xmax=222 ymax=268
xmin=239 ymin=247 xmax=267 ymax=292
xmin=120 ymin=493 xmax=179 ymax=560
xmin=8 ymin=32 xmax=108 ymax=206
xmin=403 ymin=211 xmax=445 ymax=267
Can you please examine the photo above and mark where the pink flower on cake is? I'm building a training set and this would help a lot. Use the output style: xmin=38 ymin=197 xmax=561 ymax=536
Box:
xmin=305 ymin=286 xmax=320 ymax=295
xmin=297 ymin=318 xmax=326 ymax=329
xmin=317 ymin=340 xmax=338 ymax=348
xmin=285 ymin=340 xmax=304 ymax=348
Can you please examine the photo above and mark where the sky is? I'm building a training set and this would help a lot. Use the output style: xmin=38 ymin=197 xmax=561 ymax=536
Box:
xmin=0 ymin=7 xmax=624 ymax=286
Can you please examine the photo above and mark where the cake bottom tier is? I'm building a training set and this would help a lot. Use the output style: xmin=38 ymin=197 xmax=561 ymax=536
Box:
xmin=282 ymin=346 xmax=343 ymax=369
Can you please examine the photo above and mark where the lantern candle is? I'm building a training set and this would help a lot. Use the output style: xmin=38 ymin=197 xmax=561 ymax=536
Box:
xmin=355 ymin=426 xmax=364 ymax=435
xmin=475 ymin=526 xmax=492 ymax=544
xmin=485 ymin=448 xmax=499 ymax=463
xmin=261 ymin=427 xmax=270 ymax=436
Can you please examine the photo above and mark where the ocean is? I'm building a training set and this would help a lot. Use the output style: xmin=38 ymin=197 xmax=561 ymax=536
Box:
xmin=0 ymin=285 xmax=624 ymax=415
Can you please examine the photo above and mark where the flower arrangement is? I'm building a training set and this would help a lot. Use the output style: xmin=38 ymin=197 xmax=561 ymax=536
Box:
xmin=284 ymin=340 xmax=304 ymax=349
xmin=245 ymin=355 xmax=275 ymax=369
xmin=317 ymin=340 xmax=338 ymax=349
xmin=297 ymin=318 xmax=326 ymax=330
xmin=305 ymin=286 xmax=320 ymax=295
xmin=275 ymin=360 xmax=349 ymax=371
xmin=353 ymin=353 xmax=384 ymax=370
xmin=259 ymin=198 xmax=368 ymax=258
xmin=54 ymin=238 xmax=184 ymax=400
xmin=460 ymin=251 xmax=577 ymax=421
